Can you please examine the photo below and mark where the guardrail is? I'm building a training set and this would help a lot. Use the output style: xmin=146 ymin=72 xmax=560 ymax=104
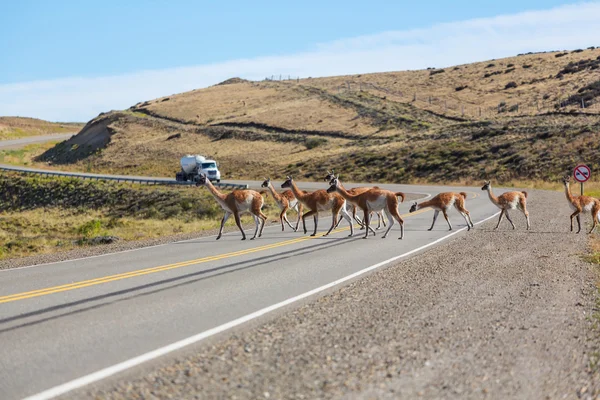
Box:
xmin=0 ymin=165 xmax=249 ymax=189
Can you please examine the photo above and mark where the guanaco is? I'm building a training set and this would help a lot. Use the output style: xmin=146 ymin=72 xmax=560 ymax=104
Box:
xmin=196 ymin=174 xmax=267 ymax=240
xmin=281 ymin=176 xmax=354 ymax=237
xmin=562 ymin=175 xmax=600 ymax=233
xmin=481 ymin=181 xmax=530 ymax=230
xmin=327 ymin=177 xmax=405 ymax=239
xmin=261 ymin=177 xmax=303 ymax=231
xmin=322 ymin=170 xmax=386 ymax=230
xmin=409 ymin=192 xmax=474 ymax=231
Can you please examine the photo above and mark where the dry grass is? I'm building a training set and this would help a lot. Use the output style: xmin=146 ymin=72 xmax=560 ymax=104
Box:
xmin=0 ymin=141 xmax=59 ymax=165
xmin=13 ymin=47 xmax=600 ymax=186
xmin=0 ymin=173 xmax=289 ymax=260
xmin=0 ymin=117 xmax=82 ymax=140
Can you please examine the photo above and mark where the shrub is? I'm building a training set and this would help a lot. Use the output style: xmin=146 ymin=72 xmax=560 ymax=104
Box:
xmin=555 ymin=53 xmax=568 ymax=58
xmin=507 ymin=63 xmax=514 ymax=68
xmin=429 ymin=69 xmax=445 ymax=76
xmin=455 ymin=85 xmax=468 ymax=91
xmin=505 ymin=68 xmax=516 ymax=74
xmin=505 ymin=81 xmax=518 ymax=89
xmin=522 ymin=64 xmax=532 ymax=69
xmin=305 ymin=138 xmax=328 ymax=149
xmin=485 ymin=63 xmax=495 ymax=68
xmin=77 ymin=219 xmax=103 ymax=238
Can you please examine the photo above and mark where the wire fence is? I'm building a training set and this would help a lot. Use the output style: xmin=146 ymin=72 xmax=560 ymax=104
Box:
xmin=263 ymin=75 xmax=600 ymax=119
xmin=335 ymin=80 xmax=600 ymax=119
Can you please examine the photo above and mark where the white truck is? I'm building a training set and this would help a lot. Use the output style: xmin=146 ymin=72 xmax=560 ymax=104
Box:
xmin=175 ymin=155 xmax=221 ymax=183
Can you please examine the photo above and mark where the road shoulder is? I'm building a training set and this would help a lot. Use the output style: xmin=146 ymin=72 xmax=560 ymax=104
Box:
xmin=75 ymin=189 xmax=600 ymax=399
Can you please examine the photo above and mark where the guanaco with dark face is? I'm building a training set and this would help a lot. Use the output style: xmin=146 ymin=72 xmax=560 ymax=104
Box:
xmin=481 ymin=181 xmax=530 ymax=230
xmin=409 ymin=192 xmax=474 ymax=231
xmin=323 ymin=170 xmax=386 ymax=230
xmin=196 ymin=174 xmax=267 ymax=240
xmin=281 ymin=176 xmax=354 ymax=237
xmin=327 ymin=176 xmax=405 ymax=239
xmin=261 ymin=177 xmax=303 ymax=231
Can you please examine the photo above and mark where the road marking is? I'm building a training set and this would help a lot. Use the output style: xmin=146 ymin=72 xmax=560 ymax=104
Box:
xmin=0 ymin=207 xmax=434 ymax=304
xmin=22 ymin=210 xmax=500 ymax=400
xmin=0 ymin=190 xmax=436 ymax=273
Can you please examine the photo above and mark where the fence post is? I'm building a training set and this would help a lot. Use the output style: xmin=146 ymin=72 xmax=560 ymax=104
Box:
xmin=582 ymin=98 xmax=585 ymax=109
xmin=461 ymin=105 xmax=465 ymax=116
xmin=428 ymin=96 xmax=431 ymax=104
xmin=444 ymin=101 xmax=447 ymax=112
xmin=479 ymin=107 xmax=482 ymax=117
xmin=413 ymin=93 xmax=416 ymax=102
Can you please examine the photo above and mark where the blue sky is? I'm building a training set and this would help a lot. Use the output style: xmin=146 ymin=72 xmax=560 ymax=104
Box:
xmin=1 ymin=1 xmax=599 ymax=121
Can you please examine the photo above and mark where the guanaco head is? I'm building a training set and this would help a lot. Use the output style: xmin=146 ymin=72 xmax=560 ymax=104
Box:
xmin=326 ymin=177 xmax=341 ymax=193
xmin=481 ymin=180 xmax=491 ymax=191
xmin=261 ymin=177 xmax=271 ymax=188
xmin=562 ymin=175 xmax=571 ymax=186
xmin=195 ymin=173 xmax=208 ymax=186
xmin=281 ymin=176 xmax=293 ymax=188
xmin=323 ymin=169 xmax=336 ymax=182
xmin=409 ymin=202 xmax=418 ymax=213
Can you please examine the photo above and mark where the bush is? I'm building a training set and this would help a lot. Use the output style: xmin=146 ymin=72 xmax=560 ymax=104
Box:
xmin=522 ymin=64 xmax=532 ymax=69
xmin=505 ymin=81 xmax=518 ymax=89
xmin=305 ymin=138 xmax=328 ymax=149
xmin=77 ymin=219 xmax=103 ymax=238
xmin=485 ymin=63 xmax=495 ymax=68
xmin=455 ymin=85 xmax=468 ymax=91
xmin=429 ymin=69 xmax=445 ymax=76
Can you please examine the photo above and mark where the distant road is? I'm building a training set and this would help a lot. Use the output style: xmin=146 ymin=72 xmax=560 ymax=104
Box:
xmin=0 ymin=133 xmax=74 ymax=150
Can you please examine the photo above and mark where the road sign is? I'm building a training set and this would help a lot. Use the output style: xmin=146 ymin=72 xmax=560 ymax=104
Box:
xmin=574 ymin=164 xmax=591 ymax=183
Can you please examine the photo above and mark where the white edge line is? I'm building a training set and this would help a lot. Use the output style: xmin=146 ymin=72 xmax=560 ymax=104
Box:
xmin=2 ymin=191 xmax=432 ymax=273
xmin=22 ymin=210 xmax=500 ymax=400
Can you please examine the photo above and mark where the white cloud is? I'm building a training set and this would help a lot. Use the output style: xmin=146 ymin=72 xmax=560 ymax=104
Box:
xmin=1 ymin=2 xmax=600 ymax=122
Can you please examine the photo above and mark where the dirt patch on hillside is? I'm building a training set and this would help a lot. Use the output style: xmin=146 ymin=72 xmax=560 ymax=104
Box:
xmin=81 ymin=189 xmax=600 ymax=399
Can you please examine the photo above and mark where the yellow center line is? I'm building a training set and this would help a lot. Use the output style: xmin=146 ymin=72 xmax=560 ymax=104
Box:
xmin=0 ymin=194 xmax=470 ymax=305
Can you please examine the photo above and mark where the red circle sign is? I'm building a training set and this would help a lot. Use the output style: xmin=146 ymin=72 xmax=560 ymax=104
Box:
xmin=574 ymin=164 xmax=591 ymax=182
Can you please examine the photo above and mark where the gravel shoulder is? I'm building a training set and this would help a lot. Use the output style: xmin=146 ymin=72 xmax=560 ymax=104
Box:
xmin=75 ymin=189 xmax=600 ymax=399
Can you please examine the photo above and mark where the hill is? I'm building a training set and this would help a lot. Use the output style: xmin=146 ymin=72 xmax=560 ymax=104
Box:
xmin=0 ymin=117 xmax=83 ymax=140
xmin=36 ymin=47 xmax=600 ymax=183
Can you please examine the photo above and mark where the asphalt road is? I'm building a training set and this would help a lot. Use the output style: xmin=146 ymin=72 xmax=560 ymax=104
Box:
xmin=0 ymin=180 xmax=504 ymax=400
xmin=0 ymin=134 xmax=74 ymax=150
xmin=0 ymin=135 xmax=504 ymax=399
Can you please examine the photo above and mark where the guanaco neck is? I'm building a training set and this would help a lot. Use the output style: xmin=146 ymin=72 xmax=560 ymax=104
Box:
xmin=267 ymin=182 xmax=283 ymax=202
xmin=204 ymin=179 xmax=227 ymax=202
xmin=416 ymin=199 xmax=435 ymax=209
xmin=334 ymin=183 xmax=361 ymax=204
xmin=485 ymin=186 xmax=500 ymax=207
xmin=288 ymin=180 xmax=308 ymax=202
xmin=564 ymin=182 xmax=576 ymax=204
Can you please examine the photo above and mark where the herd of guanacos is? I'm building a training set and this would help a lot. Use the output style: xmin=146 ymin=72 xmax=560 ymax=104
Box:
xmin=194 ymin=172 xmax=597 ymax=241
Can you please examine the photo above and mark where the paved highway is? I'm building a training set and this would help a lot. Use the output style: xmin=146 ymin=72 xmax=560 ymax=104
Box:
xmin=0 ymin=180 xmax=503 ymax=400
xmin=0 ymin=136 xmax=502 ymax=399
xmin=0 ymin=134 xmax=74 ymax=150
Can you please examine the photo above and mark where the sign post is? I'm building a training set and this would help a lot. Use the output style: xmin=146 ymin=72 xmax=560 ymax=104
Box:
xmin=573 ymin=164 xmax=591 ymax=196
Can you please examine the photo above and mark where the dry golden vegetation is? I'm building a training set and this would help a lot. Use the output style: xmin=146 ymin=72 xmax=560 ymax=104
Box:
xmin=21 ymin=47 xmax=600 ymax=185
xmin=0 ymin=117 xmax=82 ymax=140
xmin=0 ymin=173 xmax=287 ymax=260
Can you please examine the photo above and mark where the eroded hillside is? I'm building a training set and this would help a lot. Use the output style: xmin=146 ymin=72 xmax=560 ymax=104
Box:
xmin=36 ymin=48 xmax=600 ymax=183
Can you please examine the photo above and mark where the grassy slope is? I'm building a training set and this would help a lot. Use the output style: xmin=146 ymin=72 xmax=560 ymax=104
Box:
xmin=0 ymin=174 xmax=285 ymax=260
xmin=28 ymin=47 xmax=600 ymax=184
xmin=0 ymin=117 xmax=83 ymax=140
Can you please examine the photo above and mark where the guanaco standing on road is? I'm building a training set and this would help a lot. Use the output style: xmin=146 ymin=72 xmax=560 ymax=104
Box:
xmin=327 ymin=176 xmax=405 ymax=239
xmin=281 ymin=176 xmax=354 ymax=237
xmin=481 ymin=181 xmax=530 ymax=230
xmin=562 ymin=175 xmax=600 ymax=234
xmin=196 ymin=174 xmax=267 ymax=240
xmin=261 ymin=177 xmax=303 ymax=231
xmin=322 ymin=170 xmax=386 ymax=230
xmin=409 ymin=192 xmax=474 ymax=231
